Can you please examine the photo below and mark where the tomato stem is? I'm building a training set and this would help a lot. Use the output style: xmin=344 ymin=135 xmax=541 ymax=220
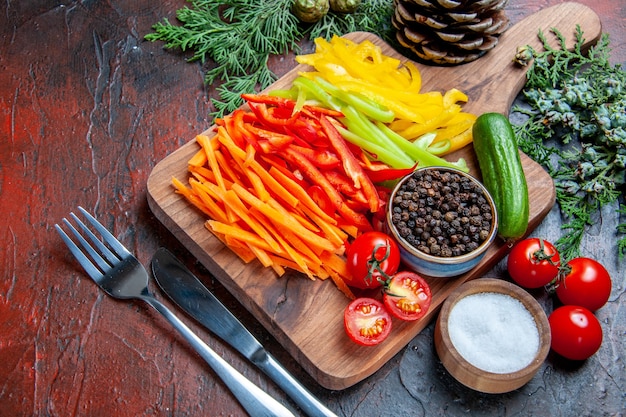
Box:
xmin=532 ymin=238 xmax=564 ymax=293
xmin=532 ymin=238 xmax=560 ymax=265
xmin=365 ymin=243 xmax=393 ymax=286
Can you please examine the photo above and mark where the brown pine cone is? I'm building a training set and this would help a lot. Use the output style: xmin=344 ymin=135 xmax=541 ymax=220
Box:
xmin=393 ymin=0 xmax=510 ymax=65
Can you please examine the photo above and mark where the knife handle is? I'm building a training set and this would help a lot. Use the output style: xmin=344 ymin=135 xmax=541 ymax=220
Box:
xmin=259 ymin=353 xmax=338 ymax=417
xmin=143 ymin=295 xmax=295 ymax=417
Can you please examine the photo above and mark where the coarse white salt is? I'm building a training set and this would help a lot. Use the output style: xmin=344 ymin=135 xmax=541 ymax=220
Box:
xmin=447 ymin=292 xmax=539 ymax=374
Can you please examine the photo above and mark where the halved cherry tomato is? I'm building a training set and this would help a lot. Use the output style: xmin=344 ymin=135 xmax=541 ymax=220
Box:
xmin=383 ymin=271 xmax=431 ymax=321
xmin=507 ymin=238 xmax=560 ymax=289
xmin=549 ymin=305 xmax=603 ymax=360
xmin=556 ymin=257 xmax=612 ymax=311
xmin=344 ymin=298 xmax=392 ymax=346
xmin=345 ymin=231 xmax=400 ymax=289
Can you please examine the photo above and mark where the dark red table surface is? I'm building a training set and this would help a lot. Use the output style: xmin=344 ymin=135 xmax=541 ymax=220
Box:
xmin=1 ymin=1 xmax=624 ymax=416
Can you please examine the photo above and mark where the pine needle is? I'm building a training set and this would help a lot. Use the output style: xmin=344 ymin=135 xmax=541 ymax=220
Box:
xmin=512 ymin=27 xmax=626 ymax=260
xmin=145 ymin=0 xmax=395 ymax=119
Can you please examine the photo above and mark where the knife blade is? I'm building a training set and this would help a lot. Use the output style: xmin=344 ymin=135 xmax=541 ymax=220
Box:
xmin=151 ymin=248 xmax=338 ymax=417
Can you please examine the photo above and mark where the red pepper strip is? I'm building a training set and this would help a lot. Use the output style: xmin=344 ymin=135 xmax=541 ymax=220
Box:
xmin=245 ymin=124 xmax=294 ymax=150
xmin=343 ymin=196 xmax=370 ymax=212
xmin=248 ymin=102 xmax=300 ymax=129
xmin=320 ymin=116 xmax=383 ymax=213
xmin=324 ymin=170 xmax=369 ymax=206
xmin=307 ymin=185 xmax=335 ymax=216
xmin=260 ymin=154 xmax=309 ymax=189
xmin=301 ymin=105 xmax=344 ymax=119
xmin=345 ymin=140 xmax=368 ymax=161
xmin=362 ymin=162 xmax=418 ymax=183
xmin=242 ymin=111 xmax=258 ymax=124
xmin=242 ymin=93 xmax=343 ymax=119
xmin=370 ymin=202 xmax=388 ymax=233
xmin=256 ymin=140 xmax=272 ymax=154
xmin=241 ymin=93 xmax=296 ymax=110
xmin=375 ymin=186 xmax=391 ymax=202
xmin=282 ymin=147 xmax=373 ymax=232
xmin=286 ymin=119 xmax=329 ymax=148
xmin=289 ymin=145 xmax=341 ymax=169
xmin=270 ymin=105 xmax=296 ymax=120
xmin=229 ymin=109 xmax=260 ymax=151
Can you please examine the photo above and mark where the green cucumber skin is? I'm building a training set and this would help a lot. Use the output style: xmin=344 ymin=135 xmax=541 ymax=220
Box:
xmin=472 ymin=113 xmax=529 ymax=240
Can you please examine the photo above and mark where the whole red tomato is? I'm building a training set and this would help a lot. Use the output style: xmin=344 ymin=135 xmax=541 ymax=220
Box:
xmin=345 ymin=231 xmax=400 ymax=289
xmin=549 ymin=305 xmax=603 ymax=360
xmin=383 ymin=271 xmax=431 ymax=321
xmin=507 ymin=238 xmax=560 ymax=288
xmin=556 ymin=257 xmax=612 ymax=311
xmin=344 ymin=298 xmax=392 ymax=346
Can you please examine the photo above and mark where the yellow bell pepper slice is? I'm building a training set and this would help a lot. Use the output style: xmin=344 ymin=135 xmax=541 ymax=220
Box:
xmin=443 ymin=88 xmax=469 ymax=107
xmin=433 ymin=116 xmax=476 ymax=142
xmin=296 ymin=36 xmax=476 ymax=156
xmin=446 ymin=129 xmax=474 ymax=153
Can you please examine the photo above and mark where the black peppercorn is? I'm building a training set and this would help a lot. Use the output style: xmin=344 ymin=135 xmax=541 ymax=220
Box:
xmin=390 ymin=169 xmax=494 ymax=258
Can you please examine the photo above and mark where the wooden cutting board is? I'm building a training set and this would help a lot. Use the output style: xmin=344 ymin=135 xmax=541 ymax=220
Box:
xmin=147 ymin=2 xmax=601 ymax=390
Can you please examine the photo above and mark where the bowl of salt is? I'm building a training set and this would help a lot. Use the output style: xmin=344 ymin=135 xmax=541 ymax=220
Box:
xmin=434 ymin=278 xmax=551 ymax=394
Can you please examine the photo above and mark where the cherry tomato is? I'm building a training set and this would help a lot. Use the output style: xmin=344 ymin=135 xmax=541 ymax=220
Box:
xmin=344 ymin=298 xmax=392 ymax=346
xmin=507 ymin=238 xmax=560 ymax=288
xmin=556 ymin=257 xmax=612 ymax=311
xmin=345 ymin=231 xmax=400 ymax=289
xmin=548 ymin=305 xmax=603 ymax=360
xmin=383 ymin=271 xmax=432 ymax=321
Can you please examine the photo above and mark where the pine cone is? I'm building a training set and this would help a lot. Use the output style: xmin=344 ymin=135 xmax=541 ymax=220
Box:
xmin=393 ymin=0 xmax=510 ymax=65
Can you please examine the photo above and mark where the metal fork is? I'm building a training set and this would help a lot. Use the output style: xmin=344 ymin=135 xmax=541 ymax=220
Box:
xmin=55 ymin=207 xmax=295 ymax=417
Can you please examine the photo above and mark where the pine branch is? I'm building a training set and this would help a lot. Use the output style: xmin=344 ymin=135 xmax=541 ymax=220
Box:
xmin=145 ymin=0 xmax=395 ymax=119
xmin=512 ymin=27 xmax=626 ymax=261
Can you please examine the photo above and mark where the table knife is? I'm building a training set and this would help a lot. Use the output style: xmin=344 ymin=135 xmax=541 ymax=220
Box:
xmin=151 ymin=248 xmax=338 ymax=417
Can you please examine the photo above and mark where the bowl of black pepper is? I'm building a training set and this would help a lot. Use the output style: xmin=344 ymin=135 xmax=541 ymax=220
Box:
xmin=386 ymin=166 xmax=498 ymax=278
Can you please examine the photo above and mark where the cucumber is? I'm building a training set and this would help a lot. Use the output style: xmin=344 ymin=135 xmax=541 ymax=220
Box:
xmin=472 ymin=112 xmax=529 ymax=240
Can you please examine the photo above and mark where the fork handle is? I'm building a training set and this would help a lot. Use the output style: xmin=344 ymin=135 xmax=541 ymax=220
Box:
xmin=142 ymin=296 xmax=295 ymax=417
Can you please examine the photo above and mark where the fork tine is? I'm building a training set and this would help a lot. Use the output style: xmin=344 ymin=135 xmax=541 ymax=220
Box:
xmin=70 ymin=212 xmax=119 ymax=266
xmin=78 ymin=206 xmax=132 ymax=259
xmin=63 ymin=216 xmax=114 ymax=273
xmin=55 ymin=222 xmax=104 ymax=281
xmin=66 ymin=213 xmax=118 ymax=269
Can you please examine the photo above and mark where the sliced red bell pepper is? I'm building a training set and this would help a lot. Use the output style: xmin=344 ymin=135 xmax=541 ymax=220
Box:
xmin=269 ymin=105 xmax=297 ymax=121
xmin=370 ymin=201 xmax=388 ymax=233
xmin=230 ymin=109 xmax=259 ymax=151
xmin=362 ymin=161 xmax=417 ymax=183
xmin=245 ymin=124 xmax=294 ymax=150
xmin=286 ymin=119 xmax=329 ymax=148
xmin=320 ymin=116 xmax=383 ymax=213
xmin=324 ymin=170 xmax=369 ymax=207
xmin=289 ymin=145 xmax=341 ymax=169
xmin=375 ymin=186 xmax=391 ymax=202
xmin=260 ymin=154 xmax=309 ymax=189
xmin=283 ymin=146 xmax=372 ymax=232
xmin=241 ymin=93 xmax=296 ymax=110
xmin=307 ymin=185 xmax=335 ymax=216
xmin=256 ymin=140 xmax=272 ymax=154
xmin=241 ymin=111 xmax=259 ymax=124
xmin=301 ymin=105 xmax=344 ymax=119
xmin=343 ymin=195 xmax=370 ymax=212
xmin=247 ymin=102 xmax=300 ymax=129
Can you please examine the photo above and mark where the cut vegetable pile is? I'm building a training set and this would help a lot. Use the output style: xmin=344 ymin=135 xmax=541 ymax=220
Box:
xmin=174 ymin=94 xmax=399 ymax=298
xmin=295 ymin=36 xmax=477 ymax=157
xmin=172 ymin=36 xmax=476 ymax=297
